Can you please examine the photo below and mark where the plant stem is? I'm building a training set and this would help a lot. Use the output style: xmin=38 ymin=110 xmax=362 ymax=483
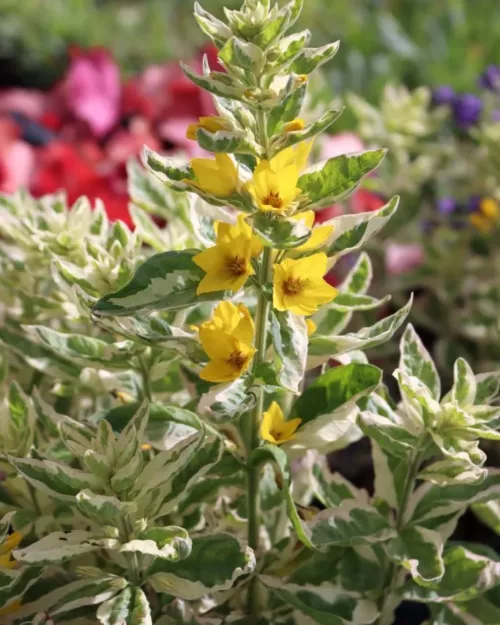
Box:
xmin=378 ymin=445 xmax=426 ymax=625
xmin=246 ymin=246 xmax=273 ymax=619
xmin=139 ymin=354 xmax=152 ymax=401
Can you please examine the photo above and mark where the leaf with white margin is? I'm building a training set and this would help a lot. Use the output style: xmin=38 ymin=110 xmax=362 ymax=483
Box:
xmin=76 ymin=491 xmax=135 ymax=524
xmin=23 ymin=326 xmax=139 ymax=370
xmin=270 ymin=311 xmax=308 ymax=393
xmin=387 ymin=526 xmax=444 ymax=583
xmin=261 ymin=576 xmax=379 ymax=625
xmin=432 ymin=598 xmax=500 ymax=625
xmin=418 ymin=457 xmax=487 ymax=487
xmin=147 ymin=533 xmax=255 ymax=600
xmin=308 ymin=499 xmax=396 ymax=548
xmin=475 ymin=371 xmax=500 ymax=404
xmin=93 ymin=250 xmax=226 ymax=317
xmin=248 ymin=444 xmax=313 ymax=548
xmin=198 ymin=377 xmax=256 ymax=422
xmin=323 ymin=195 xmax=399 ymax=263
xmin=399 ymin=324 xmax=441 ymax=401
xmin=298 ymin=150 xmax=387 ymax=212
xmin=0 ymin=567 xmax=42 ymax=617
xmin=403 ymin=546 xmax=500 ymax=603
xmin=291 ymin=41 xmax=341 ymax=74
xmin=307 ymin=296 xmax=412 ymax=369
xmin=404 ymin=470 xmax=500 ymax=540
xmin=43 ymin=577 xmax=126 ymax=618
xmin=358 ymin=410 xmax=419 ymax=459
xmin=472 ymin=499 xmax=500 ymax=535
xmin=97 ymin=586 xmax=152 ymax=625
xmin=142 ymin=436 xmax=223 ymax=520
xmin=13 ymin=531 xmax=103 ymax=565
xmin=9 ymin=456 xmax=103 ymax=501
xmin=129 ymin=527 xmax=192 ymax=562
xmin=286 ymin=363 xmax=381 ymax=455
xmin=450 ymin=358 xmax=477 ymax=407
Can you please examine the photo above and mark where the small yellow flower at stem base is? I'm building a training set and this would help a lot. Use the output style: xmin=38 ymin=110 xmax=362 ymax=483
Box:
xmin=193 ymin=218 xmax=255 ymax=295
xmin=291 ymin=210 xmax=333 ymax=252
xmin=283 ymin=118 xmax=306 ymax=133
xmin=306 ymin=319 xmax=317 ymax=336
xmin=273 ymin=252 xmax=338 ymax=316
xmin=0 ymin=531 xmax=23 ymax=570
xmin=0 ymin=599 xmax=21 ymax=617
xmin=247 ymin=160 xmax=301 ymax=213
xmin=186 ymin=116 xmax=229 ymax=141
xmin=198 ymin=302 xmax=256 ymax=384
xmin=261 ymin=401 xmax=302 ymax=445
xmin=187 ymin=154 xmax=239 ymax=197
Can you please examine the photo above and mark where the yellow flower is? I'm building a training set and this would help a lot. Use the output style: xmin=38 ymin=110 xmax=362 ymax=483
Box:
xmin=199 ymin=303 xmax=255 ymax=383
xmin=246 ymin=141 xmax=313 ymax=214
xmin=290 ymin=210 xmax=333 ymax=252
xmin=261 ymin=402 xmax=301 ymax=445
xmin=470 ymin=197 xmax=500 ymax=232
xmin=200 ymin=301 xmax=254 ymax=335
xmin=273 ymin=253 xmax=338 ymax=316
xmin=0 ymin=599 xmax=21 ymax=617
xmin=186 ymin=116 xmax=229 ymax=141
xmin=306 ymin=319 xmax=317 ymax=336
xmin=188 ymin=154 xmax=239 ymax=197
xmin=215 ymin=214 xmax=264 ymax=258
xmin=0 ymin=531 xmax=22 ymax=570
xmin=283 ymin=118 xmax=306 ymax=133
xmin=193 ymin=218 xmax=255 ymax=295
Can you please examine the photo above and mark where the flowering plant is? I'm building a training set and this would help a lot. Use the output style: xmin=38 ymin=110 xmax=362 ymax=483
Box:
xmin=1 ymin=2 xmax=500 ymax=624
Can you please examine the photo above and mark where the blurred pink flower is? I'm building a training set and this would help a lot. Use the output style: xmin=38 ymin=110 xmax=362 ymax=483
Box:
xmin=385 ymin=243 xmax=424 ymax=276
xmin=65 ymin=47 xmax=121 ymax=138
xmin=0 ymin=89 xmax=46 ymax=119
xmin=0 ymin=117 xmax=35 ymax=193
xmin=320 ymin=132 xmax=365 ymax=160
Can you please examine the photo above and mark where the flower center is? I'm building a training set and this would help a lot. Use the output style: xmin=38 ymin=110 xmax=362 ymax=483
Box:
xmin=263 ymin=191 xmax=284 ymax=209
xmin=226 ymin=255 xmax=247 ymax=277
xmin=282 ymin=277 xmax=304 ymax=296
xmin=227 ymin=350 xmax=247 ymax=370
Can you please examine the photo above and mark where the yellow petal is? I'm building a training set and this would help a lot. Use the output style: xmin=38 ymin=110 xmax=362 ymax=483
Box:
xmin=294 ymin=140 xmax=314 ymax=172
xmin=0 ymin=532 xmax=22 ymax=555
xmin=200 ymin=360 xmax=242 ymax=383
xmin=296 ymin=224 xmax=334 ymax=252
xmin=293 ymin=252 xmax=329 ymax=279
xmin=234 ymin=306 xmax=255 ymax=346
xmin=199 ymin=328 xmax=238 ymax=361
xmin=306 ymin=319 xmax=317 ymax=336
xmin=480 ymin=198 xmax=500 ymax=221
xmin=291 ymin=210 xmax=315 ymax=229
xmin=193 ymin=245 xmax=225 ymax=273
xmin=283 ymin=118 xmax=306 ymax=133
xmin=470 ymin=213 xmax=492 ymax=232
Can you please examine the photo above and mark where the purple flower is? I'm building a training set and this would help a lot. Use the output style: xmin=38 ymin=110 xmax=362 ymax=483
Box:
xmin=479 ymin=65 xmax=500 ymax=92
xmin=452 ymin=94 xmax=483 ymax=129
xmin=437 ymin=197 xmax=457 ymax=215
xmin=467 ymin=195 xmax=482 ymax=213
xmin=432 ymin=85 xmax=455 ymax=106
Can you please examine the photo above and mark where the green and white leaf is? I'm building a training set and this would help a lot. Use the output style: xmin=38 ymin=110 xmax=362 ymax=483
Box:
xmin=291 ymin=41 xmax=340 ymax=74
xmin=298 ymin=150 xmax=387 ymax=212
xmin=387 ymin=526 xmax=444 ymax=583
xmin=97 ymin=586 xmax=152 ymax=625
xmin=399 ymin=323 xmax=440 ymax=401
xmin=270 ymin=311 xmax=308 ymax=393
xmin=14 ymin=531 xmax=103 ymax=565
xmin=253 ymin=212 xmax=311 ymax=250
xmin=147 ymin=533 xmax=255 ymax=600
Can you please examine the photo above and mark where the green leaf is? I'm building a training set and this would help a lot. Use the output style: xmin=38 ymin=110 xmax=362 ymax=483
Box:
xmin=271 ymin=30 xmax=311 ymax=69
xmin=261 ymin=576 xmax=378 ymax=625
xmin=93 ymin=251 xmax=224 ymax=317
xmin=97 ymin=586 xmax=152 ymax=625
xmin=472 ymin=499 xmax=500 ymax=534
xmin=399 ymin=324 xmax=441 ymax=401
xmin=147 ymin=533 xmax=255 ymax=600
xmin=432 ymin=597 xmax=500 ymax=625
xmin=76 ymin=491 xmax=132 ymax=524
xmin=143 ymin=146 xmax=194 ymax=184
xmin=298 ymin=150 xmax=387 ymax=212
xmin=292 ymin=364 xmax=381 ymax=427
xmin=407 ymin=471 xmax=500 ymax=539
xmin=325 ymin=195 xmax=399 ymax=258
xmin=248 ymin=444 xmax=313 ymax=548
xmin=181 ymin=63 xmax=245 ymax=101
xmin=309 ymin=500 xmax=396 ymax=548
xmin=24 ymin=326 xmax=139 ymax=369
xmin=287 ymin=363 xmax=381 ymax=455
xmin=0 ymin=567 xmax=43 ymax=616
xmin=253 ymin=212 xmax=311 ymax=250
xmin=273 ymin=109 xmax=342 ymax=155
xmin=14 ymin=530 xmax=102 ymax=565
xmin=372 ymin=441 xmax=409 ymax=510
xmin=134 ymin=527 xmax=191 ymax=562
xmin=475 ymin=371 xmax=500 ymax=404
xmin=219 ymin=37 xmax=265 ymax=71
xmin=387 ymin=526 xmax=444 ymax=583
xmin=270 ymin=311 xmax=308 ymax=393
xmin=193 ymin=2 xmax=232 ymax=47
xmin=404 ymin=546 xmax=500 ymax=602
xmin=291 ymin=41 xmax=340 ymax=74
xmin=451 ymin=358 xmax=477 ymax=406
xmin=307 ymin=296 xmax=412 ymax=369
xmin=267 ymin=84 xmax=306 ymax=135
xmin=10 ymin=456 xmax=102 ymax=501
xmin=358 ymin=410 xmax=419 ymax=459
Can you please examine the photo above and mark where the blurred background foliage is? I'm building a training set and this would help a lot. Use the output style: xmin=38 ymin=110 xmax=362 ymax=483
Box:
xmin=1 ymin=0 xmax=500 ymax=101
